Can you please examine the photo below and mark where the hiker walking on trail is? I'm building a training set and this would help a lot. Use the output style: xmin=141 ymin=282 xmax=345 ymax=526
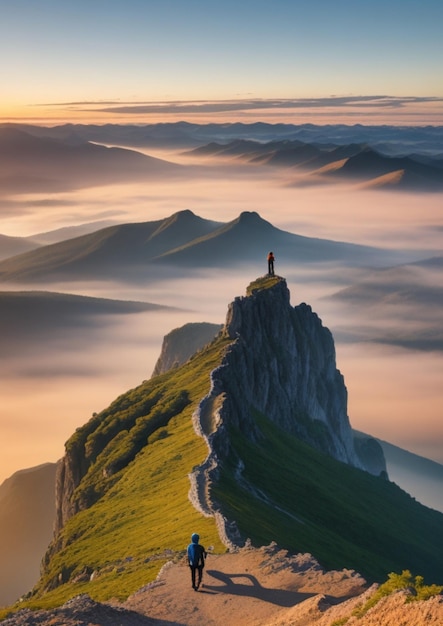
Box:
xmin=187 ymin=533 xmax=207 ymax=591
xmin=267 ymin=251 xmax=275 ymax=276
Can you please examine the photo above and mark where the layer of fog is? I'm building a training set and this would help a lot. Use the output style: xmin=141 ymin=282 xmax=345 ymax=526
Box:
xmin=1 ymin=153 xmax=442 ymax=488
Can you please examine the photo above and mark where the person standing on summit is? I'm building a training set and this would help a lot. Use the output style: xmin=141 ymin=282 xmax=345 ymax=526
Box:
xmin=187 ymin=533 xmax=207 ymax=591
xmin=267 ymin=251 xmax=275 ymax=276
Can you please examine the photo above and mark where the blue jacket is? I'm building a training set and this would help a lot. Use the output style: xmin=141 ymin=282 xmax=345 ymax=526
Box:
xmin=187 ymin=533 xmax=206 ymax=567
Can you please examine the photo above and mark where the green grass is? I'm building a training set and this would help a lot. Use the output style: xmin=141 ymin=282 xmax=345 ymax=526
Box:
xmin=2 ymin=336 xmax=230 ymax=615
xmin=246 ymin=275 xmax=283 ymax=295
xmin=349 ymin=570 xmax=443 ymax=621
xmin=212 ymin=410 xmax=443 ymax=583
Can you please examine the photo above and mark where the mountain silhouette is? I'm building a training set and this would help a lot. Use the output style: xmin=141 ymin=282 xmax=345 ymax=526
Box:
xmin=0 ymin=127 xmax=182 ymax=193
xmin=0 ymin=210 xmax=395 ymax=283
xmin=154 ymin=210 xmax=370 ymax=266
xmin=0 ymin=210 xmax=223 ymax=282
xmin=0 ymin=233 xmax=40 ymax=260
xmin=5 ymin=121 xmax=442 ymax=155
xmin=0 ymin=463 xmax=57 ymax=606
xmin=0 ymin=291 xmax=175 ymax=352
xmin=2 ymin=125 xmax=442 ymax=196
xmin=187 ymin=138 xmax=443 ymax=190
xmin=330 ymin=147 xmax=443 ymax=189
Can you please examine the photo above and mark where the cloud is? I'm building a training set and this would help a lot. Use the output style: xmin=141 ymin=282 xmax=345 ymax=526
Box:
xmin=39 ymin=95 xmax=443 ymax=116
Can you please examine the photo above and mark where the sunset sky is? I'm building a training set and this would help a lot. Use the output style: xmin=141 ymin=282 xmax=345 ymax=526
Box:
xmin=2 ymin=0 xmax=443 ymax=125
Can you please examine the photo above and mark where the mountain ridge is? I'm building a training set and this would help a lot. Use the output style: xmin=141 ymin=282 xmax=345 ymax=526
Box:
xmin=2 ymin=275 xmax=442 ymax=622
xmin=0 ymin=463 xmax=57 ymax=607
xmin=3 ymin=121 xmax=443 ymax=155
xmin=188 ymin=140 xmax=443 ymax=190
xmin=0 ymin=210 xmax=399 ymax=283
xmin=0 ymin=127 xmax=182 ymax=194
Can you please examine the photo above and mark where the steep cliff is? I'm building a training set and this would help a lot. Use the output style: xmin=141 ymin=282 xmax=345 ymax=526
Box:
xmin=152 ymin=322 xmax=222 ymax=376
xmin=195 ymin=276 xmax=384 ymax=473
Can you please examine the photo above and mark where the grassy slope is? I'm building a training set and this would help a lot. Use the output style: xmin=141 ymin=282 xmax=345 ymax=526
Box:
xmin=11 ymin=336 xmax=230 ymax=612
xmin=213 ymin=411 xmax=443 ymax=583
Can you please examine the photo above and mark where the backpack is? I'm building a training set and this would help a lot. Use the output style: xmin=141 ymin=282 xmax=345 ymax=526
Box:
xmin=187 ymin=543 xmax=205 ymax=567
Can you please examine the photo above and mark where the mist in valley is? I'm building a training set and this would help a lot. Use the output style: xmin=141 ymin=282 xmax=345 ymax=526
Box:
xmin=1 ymin=146 xmax=442 ymax=496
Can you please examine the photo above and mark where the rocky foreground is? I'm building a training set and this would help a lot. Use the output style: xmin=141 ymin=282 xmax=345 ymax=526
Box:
xmin=2 ymin=545 xmax=442 ymax=625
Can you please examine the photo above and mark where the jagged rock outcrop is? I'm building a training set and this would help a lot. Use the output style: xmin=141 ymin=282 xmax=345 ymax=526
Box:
xmin=53 ymin=448 xmax=88 ymax=536
xmin=195 ymin=276 xmax=384 ymax=473
xmin=152 ymin=322 xmax=222 ymax=376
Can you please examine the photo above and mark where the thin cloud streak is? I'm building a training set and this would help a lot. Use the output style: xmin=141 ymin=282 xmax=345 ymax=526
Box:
xmin=16 ymin=95 xmax=443 ymax=125
xmin=38 ymin=95 xmax=443 ymax=113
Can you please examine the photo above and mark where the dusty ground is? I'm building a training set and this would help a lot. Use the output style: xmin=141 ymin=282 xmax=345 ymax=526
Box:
xmin=2 ymin=544 xmax=442 ymax=625
xmin=124 ymin=544 xmax=366 ymax=626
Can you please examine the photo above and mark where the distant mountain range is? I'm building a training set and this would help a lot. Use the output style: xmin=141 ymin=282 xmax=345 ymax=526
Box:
xmin=0 ymin=221 xmax=119 ymax=259
xmin=0 ymin=127 xmax=182 ymax=194
xmin=0 ymin=233 xmax=40 ymax=260
xmin=376 ymin=436 xmax=443 ymax=513
xmin=0 ymin=210 xmax=403 ymax=284
xmin=2 ymin=121 xmax=443 ymax=156
xmin=187 ymin=140 xmax=443 ymax=191
xmin=1 ymin=123 xmax=442 ymax=195
xmin=0 ymin=291 xmax=176 ymax=353
xmin=0 ymin=463 xmax=56 ymax=606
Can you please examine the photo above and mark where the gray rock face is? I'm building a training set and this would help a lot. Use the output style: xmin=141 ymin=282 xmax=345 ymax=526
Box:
xmin=203 ymin=277 xmax=384 ymax=473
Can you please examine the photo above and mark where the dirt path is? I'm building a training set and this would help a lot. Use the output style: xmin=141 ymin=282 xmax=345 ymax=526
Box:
xmin=123 ymin=544 xmax=367 ymax=626
xmin=2 ymin=545 xmax=442 ymax=625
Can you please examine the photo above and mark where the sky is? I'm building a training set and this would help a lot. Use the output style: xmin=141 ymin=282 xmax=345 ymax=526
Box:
xmin=1 ymin=0 xmax=443 ymax=125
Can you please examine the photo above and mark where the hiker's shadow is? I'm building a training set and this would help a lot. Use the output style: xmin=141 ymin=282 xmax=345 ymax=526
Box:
xmin=203 ymin=570 xmax=313 ymax=607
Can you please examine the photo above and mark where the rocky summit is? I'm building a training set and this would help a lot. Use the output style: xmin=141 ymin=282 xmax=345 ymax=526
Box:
xmin=200 ymin=276 xmax=383 ymax=471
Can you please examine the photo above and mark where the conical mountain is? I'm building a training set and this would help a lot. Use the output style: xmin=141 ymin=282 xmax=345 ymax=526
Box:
xmin=0 ymin=211 xmax=385 ymax=283
xmin=15 ymin=277 xmax=443 ymax=613
xmin=154 ymin=210 xmax=380 ymax=267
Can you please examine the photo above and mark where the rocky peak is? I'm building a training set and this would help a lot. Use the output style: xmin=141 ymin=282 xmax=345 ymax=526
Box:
xmin=199 ymin=276 xmax=385 ymax=474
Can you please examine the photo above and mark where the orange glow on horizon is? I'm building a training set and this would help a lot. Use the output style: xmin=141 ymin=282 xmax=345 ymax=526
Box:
xmin=1 ymin=98 xmax=443 ymax=126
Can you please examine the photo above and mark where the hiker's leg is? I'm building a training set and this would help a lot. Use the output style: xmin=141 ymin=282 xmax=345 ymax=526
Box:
xmin=197 ymin=565 xmax=203 ymax=588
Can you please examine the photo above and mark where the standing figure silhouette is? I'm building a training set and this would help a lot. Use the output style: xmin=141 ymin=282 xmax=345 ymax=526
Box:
xmin=267 ymin=251 xmax=275 ymax=276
